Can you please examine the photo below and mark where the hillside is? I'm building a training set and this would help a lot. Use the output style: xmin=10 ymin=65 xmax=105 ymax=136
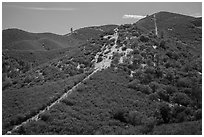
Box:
xmin=2 ymin=25 xmax=117 ymax=81
xmin=2 ymin=12 xmax=202 ymax=135
xmin=136 ymin=11 xmax=202 ymax=53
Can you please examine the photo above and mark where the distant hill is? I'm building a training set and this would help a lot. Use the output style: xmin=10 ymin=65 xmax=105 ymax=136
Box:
xmin=3 ymin=25 xmax=118 ymax=51
xmin=2 ymin=28 xmax=83 ymax=50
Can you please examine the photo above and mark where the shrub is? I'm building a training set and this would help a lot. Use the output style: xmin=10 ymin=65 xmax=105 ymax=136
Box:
xmin=165 ymin=70 xmax=175 ymax=82
xmin=132 ymin=32 xmax=140 ymax=37
xmin=165 ymin=85 xmax=178 ymax=95
xmin=2 ymin=79 xmax=12 ymax=90
xmin=144 ymin=67 xmax=156 ymax=74
xmin=39 ymin=112 xmax=50 ymax=121
xmin=97 ymin=56 xmax=103 ymax=63
xmin=113 ymin=109 xmax=128 ymax=123
xmin=171 ymin=105 xmax=187 ymax=123
xmin=139 ymin=84 xmax=152 ymax=95
xmin=2 ymin=73 xmax=7 ymax=81
xmin=155 ymin=68 xmax=163 ymax=78
xmin=175 ymin=111 xmax=187 ymax=123
xmin=127 ymin=111 xmax=145 ymax=126
xmin=141 ymin=117 xmax=156 ymax=134
xmin=132 ymin=49 xmax=140 ymax=55
xmin=140 ymin=73 xmax=153 ymax=84
xmin=127 ymin=79 xmax=140 ymax=89
xmin=158 ymin=103 xmax=171 ymax=123
xmin=139 ymin=35 xmax=149 ymax=42
xmin=121 ymin=46 xmax=127 ymax=51
xmin=128 ymin=80 xmax=152 ymax=95
xmin=76 ymin=84 xmax=86 ymax=92
xmin=61 ymin=99 xmax=75 ymax=106
xmin=191 ymin=86 xmax=202 ymax=108
xmin=159 ymin=40 xmax=166 ymax=49
xmin=194 ymin=109 xmax=202 ymax=120
xmin=171 ymin=92 xmax=191 ymax=106
xmin=148 ymin=93 xmax=159 ymax=101
xmin=24 ymin=75 xmax=33 ymax=83
xmin=10 ymin=114 xmax=26 ymax=126
xmin=176 ymin=78 xmax=192 ymax=88
xmin=149 ymin=81 xmax=160 ymax=93
xmin=17 ymin=126 xmax=26 ymax=135
xmin=160 ymin=31 xmax=165 ymax=38
xmin=156 ymin=88 xmax=169 ymax=102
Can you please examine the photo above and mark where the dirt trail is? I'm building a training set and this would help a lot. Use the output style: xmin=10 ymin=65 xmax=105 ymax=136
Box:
xmin=6 ymin=69 xmax=98 ymax=135
xmin=6 ymin=28 xmax=119 ymax=135
xmin=153 ymin=14 xmax=158 ymax=36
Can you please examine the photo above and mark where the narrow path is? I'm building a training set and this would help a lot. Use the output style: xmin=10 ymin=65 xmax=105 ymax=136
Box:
xmin=6 ymin=28 xmax=119 ymax=135
xmin=153 ymin=14 xmax=158 ymax=36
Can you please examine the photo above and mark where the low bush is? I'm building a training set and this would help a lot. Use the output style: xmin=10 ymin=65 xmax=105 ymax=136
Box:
xmin=158 ymin=103 xmax=171 ymax=123
xmin=17 ymin=126 xmax=26 ymax=135
xmin=10 ymin=114 xmax=26 ymax=126
xmin=139 ymin=85 xmax=152 ymax=95
xmin=97 ymin=56 xmax=103 ymax=63
xmin=159 ymin=40 xmax=166 ymax=49
xmin=141 ymin=117 xmax=156 ymax=134
xmin=149 ymin=81 xmax=160 ymax=93
xmin=176 ymin=78 xmax=192 ymax=88
xmin=171 ymin=105 xmax=188 ymax=123
xmin=121 ymin=46 xmax=127 ymax=51
xmin=113 ymin=109 xmax=128 ymax=123
xmin=24 ymin=75 xmax=33 ymax=84
xmin=165 ymin=85 xmax=178 ymax=95
xmin=140 ymin=73 xmax=153 ymax=84
xmin=193 ymin=109 xmax=202 ymax=120
xmin=39 ymin=112 xmax=50 ymax=122
xmin=61 ymin=99 xmax=75 ymax=106
xmin=2 ymin=79 xmax=12 ymax=90
xmin=127 ymin=111 xmax=144 ymax=126
xmin=156 ymin=88 xmax=169 ymax=102
xmin=127 ymin=79 xmax=140 ymax=89
xmin=139 ymin=35 xmax=149 ymax=42
xmin=128 ymin=80 xmax=152 ymax=94
xmin=171 ymin=92 xmax=191 ymax=106
xmin=148 ymin=93 xmax=159 ymax=101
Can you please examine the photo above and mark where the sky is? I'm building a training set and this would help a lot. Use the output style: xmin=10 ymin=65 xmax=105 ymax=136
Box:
xmin=2 ymin=2 xmax=202 ymax=35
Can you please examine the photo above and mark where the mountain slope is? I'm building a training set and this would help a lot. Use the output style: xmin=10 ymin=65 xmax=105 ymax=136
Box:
xmin=136 ymin=11 xmax=202 ymax=53
xmin=2 ymin=12 xmax=202 ymax=135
